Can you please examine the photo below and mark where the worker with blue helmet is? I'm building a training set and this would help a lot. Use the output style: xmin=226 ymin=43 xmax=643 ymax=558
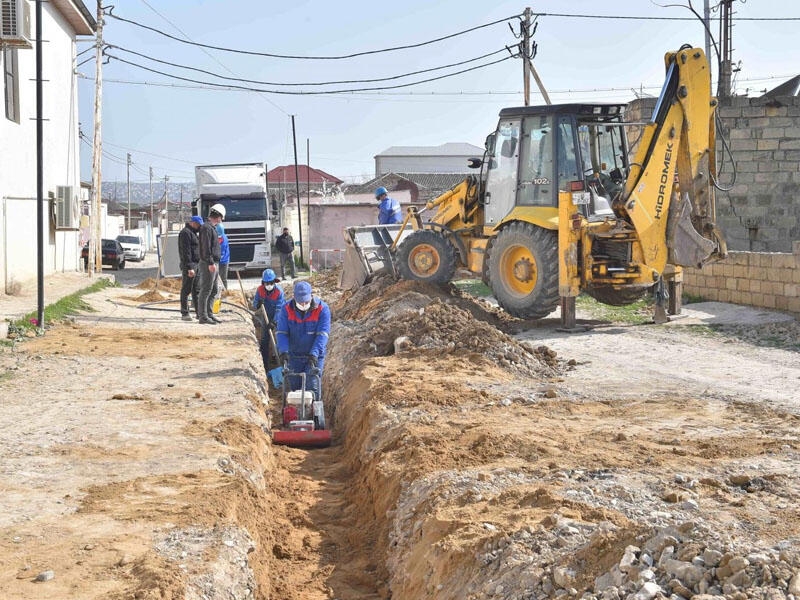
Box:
xmin=253 ymin=268 xmax=285 ymax=376
xmin=276 ymin=280 xmax=331 ymax=401
xmin=375 ymin=186 xmax=402 ymax=225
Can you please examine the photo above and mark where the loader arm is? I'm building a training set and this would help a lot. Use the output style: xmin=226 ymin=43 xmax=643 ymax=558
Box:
xmin=619 ymin=46 xmax=726 ymax=274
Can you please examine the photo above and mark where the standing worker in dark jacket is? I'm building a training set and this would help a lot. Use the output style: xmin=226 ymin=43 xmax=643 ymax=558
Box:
xmin=178 ymin=215 xmax=203 ymax=321
xmin=197 ymin=204 xmax=224 ymax=325
xmin=275 ymin=227 xmax=296 ymax=279
xmin=375 ymin=186 xmax=402 ymax=224
xmin=276 ymin=280 xmax=330 ymax=401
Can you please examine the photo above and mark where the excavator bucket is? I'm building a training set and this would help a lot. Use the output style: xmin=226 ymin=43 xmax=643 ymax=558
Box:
xmin=339 ymin=224 xmax=414 ymax=289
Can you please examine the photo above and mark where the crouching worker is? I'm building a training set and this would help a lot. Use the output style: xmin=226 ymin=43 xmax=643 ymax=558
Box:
xmin=276 ymin=280 xmax=330 ymax=401
xmin=252 ymin=268 xmax=285 ymax=376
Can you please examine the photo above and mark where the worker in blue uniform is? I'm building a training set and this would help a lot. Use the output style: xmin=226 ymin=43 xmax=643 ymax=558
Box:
xmin=375 ymin=186 xmax=402 ymax=224
xmin=276 ymin=280 xmax=331 ymax=401
xmin=252 ymin=268 xmax=285 ymax=376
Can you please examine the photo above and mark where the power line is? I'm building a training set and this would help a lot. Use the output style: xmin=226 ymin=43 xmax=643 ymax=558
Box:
xmin=531 ymin=11 xmax=800 ymax=21
xmin=77 ymin=72 xmax=796 ymax=97
xmin=106 ymin=8 xmax=521 ymax=60
xmin=102 ymin=139 xmax=197 ymax=164
xmin=136 ymin=0 xmax=288 ymax=116
xmin=107 ymin=44 xmax=511 ymax=87
xmin=105 ymin=52 xmax=515 ymax=95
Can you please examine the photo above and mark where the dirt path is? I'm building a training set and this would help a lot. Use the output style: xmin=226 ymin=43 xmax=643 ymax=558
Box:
xmin=1 ymin=270 xmax=798 ymax=599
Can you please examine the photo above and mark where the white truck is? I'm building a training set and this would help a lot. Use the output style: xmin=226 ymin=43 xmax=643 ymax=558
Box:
xmin=193 ymin=162 xmax=271 ymax=270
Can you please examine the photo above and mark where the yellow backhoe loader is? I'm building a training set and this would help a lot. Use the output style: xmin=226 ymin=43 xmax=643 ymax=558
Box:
xmin=341 ymin=46 xmax=727 ymax=326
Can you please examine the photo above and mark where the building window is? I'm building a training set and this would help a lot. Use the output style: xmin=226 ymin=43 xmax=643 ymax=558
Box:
xmin=3 ymin=47 xmax=19 ymax=123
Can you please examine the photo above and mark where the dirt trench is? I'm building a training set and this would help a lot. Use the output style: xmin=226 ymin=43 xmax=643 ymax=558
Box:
xmin=1 ymin=272 xmax=798 ymax=599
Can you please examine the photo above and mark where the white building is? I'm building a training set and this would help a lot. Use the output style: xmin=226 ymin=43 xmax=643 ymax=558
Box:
xmin=374 ymin=142 xmax=485 ymax=177
xmin=0 ymin=0 xmax=95 ymax=293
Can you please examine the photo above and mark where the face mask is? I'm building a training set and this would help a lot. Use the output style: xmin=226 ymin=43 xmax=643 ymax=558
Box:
xmin=265 ymin=284 xmax=275 ymax=291
xmin=296 ymin=301 xmax=311 ymax=311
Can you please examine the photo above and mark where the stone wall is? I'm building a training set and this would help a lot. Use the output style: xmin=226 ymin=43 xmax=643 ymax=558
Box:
xmin=683 ymin=242 xmax=800 ymax=315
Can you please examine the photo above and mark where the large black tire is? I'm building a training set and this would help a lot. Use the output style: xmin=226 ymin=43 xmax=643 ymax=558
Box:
xmin=486 ymin=222 xmax=559 ymax=319
xmin=396 ymin=229 xmax=458 ymax=284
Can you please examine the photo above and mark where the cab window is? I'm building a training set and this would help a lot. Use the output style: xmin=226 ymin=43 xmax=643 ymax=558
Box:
xmin=517 ymin=115 xmax=554 ymax=206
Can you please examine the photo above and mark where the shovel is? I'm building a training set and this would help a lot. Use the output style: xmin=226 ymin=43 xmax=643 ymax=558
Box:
xmin=259 ymin=304 xmax=284 ymax=386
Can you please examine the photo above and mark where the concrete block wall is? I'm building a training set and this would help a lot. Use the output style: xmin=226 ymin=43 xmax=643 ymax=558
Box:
xmin=715 ymin=96 xmax=800 ymax=253
xmin=627 ymin=95 xmax=800 ymax=254
xmin=682 ymin=241 xmax=800 ymax=315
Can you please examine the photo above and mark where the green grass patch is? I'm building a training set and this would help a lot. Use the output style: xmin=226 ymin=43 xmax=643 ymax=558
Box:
xmin=575 ymin=293 xmax=655 ymax=325
xmin=452 ymin=278 xmax=493 ymax=298
xmin=8 ymin=279 xmax=114 ymax=334
xmin=682 ymin=292 xmax=706 ymax=304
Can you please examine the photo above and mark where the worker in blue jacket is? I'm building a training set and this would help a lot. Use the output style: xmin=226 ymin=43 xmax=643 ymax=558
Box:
xmin=276 ymin=280 xmax=331 ymax=400
xmin=215 ymin=221 xmax=231 ymax=290
xmin=253 ymin=268 xmax=285 ymax=376
xmin=375 ymin=186 xmax=402 ymax=224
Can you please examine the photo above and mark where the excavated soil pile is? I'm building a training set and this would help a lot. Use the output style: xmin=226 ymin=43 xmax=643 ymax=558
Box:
xmin=136 ymin=276 xmax=183 ymax=293
xmin=333 ymin=275 xmax=560 ymax=378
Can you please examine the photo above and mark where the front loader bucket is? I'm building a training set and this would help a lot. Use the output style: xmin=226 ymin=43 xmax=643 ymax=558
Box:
xmin=273 ymin=429 xmax=332 ymax=448
xmin=339 ymin=224 xmax=414 ymax=290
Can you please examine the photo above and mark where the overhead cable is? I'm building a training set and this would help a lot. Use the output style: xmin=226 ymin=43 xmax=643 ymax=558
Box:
xmin=105 ymin=52 xmax=514 ymax=95
xmin=531 ymin=11 xmax=800 ymax=21
xmin=107 ymin=44 xmax=510 ymax=87
xmin=106 ymin=8 xmax=521 ymax=60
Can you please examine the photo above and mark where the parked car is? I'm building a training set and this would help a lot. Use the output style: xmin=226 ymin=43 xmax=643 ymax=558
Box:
xmin=116 ymin=235 xmax=146 ymax=261
xmin=82 ymin=239 xmax=126 ymax=270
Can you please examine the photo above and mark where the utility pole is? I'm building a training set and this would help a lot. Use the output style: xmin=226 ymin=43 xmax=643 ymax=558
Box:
xmin=306 ymin=137 xmax=311 ymax=213
xmin=522 ymin=6 xmax=531 ymax=106
xmin=35 ymin=0 xmax=44 ymax=329
xmin=90 ymin=0 xmax=104 ymax=274
xmin=149 ymin=166 xmax=153 ymax=244
xmin=290 ymin=115 xmax=304 ymax=266
xmin=163 ymin=175 xmax=169 ymax=233
xmin=718 ymin=0 xmax=734 ymax=99
xmin=126 ymin=152 xmax=131 ymax=231
xmin=704 ymin=0 xmax=712 ymax=66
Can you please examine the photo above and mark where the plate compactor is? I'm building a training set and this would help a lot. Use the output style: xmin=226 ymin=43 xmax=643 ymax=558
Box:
xmin=273 ymin=370 xmax=332 ymax=448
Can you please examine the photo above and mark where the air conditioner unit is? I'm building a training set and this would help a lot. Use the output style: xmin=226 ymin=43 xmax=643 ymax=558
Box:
xmin=56 ymin=185 xmax=78 ymax=230
xmin=0 ymin=0 xmax=31 ymax=49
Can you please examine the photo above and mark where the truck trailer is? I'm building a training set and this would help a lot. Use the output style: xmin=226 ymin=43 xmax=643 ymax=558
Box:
xmin=193 ymin=162 xmax=271 ymax=270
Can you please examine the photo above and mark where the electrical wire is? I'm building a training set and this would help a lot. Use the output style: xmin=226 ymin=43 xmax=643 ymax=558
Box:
xmin=136 ymin=0 xmax=288 ymax=116
xmin=531 ymin=11 xmax=800 ymax=21
xmin=105 ymin=52 xmax=514 ymax=95
xmin=107 ymin=44 xmax=511 ymax=87
xmin=102 ymin=139 xmax=198 ymax=165
xmin=77 ymin=71 xmax=796 ymax=97
xmin=106 ymin=9 xmax=522 ymax=60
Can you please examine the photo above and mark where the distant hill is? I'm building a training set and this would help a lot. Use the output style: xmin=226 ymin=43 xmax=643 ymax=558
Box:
xmin=101 ymin=181 xmax=195 ymax=208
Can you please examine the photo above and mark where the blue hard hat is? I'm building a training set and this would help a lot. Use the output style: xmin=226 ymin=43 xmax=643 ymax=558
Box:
xmin=374 ymin=186 xmax=388 ymax=199
xmin=190 ymin=215 xmax=204 ymax=225
xmin=262 ymin=268 xmax=277 ymax=283
xmin=293 ymin=280 xmax=312 ymax=303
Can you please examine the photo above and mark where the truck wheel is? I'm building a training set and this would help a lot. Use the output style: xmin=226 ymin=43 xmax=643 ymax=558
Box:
xmin=486 ymin=222 xmax=559 ymax=319
xmin=396 ymin=230 xmax=457 ymax=284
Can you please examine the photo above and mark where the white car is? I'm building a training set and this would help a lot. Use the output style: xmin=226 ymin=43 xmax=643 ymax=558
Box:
xmin=116 ymin=235 xmax=146 ymax=262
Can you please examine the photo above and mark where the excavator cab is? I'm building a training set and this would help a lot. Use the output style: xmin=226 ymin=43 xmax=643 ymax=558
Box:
xmin=483 ymin=104 xmax=630 ymax=226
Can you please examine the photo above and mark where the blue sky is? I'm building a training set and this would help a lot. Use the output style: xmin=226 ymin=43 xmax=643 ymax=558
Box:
xmin=77 ymin=0 xmax=798 ymax=185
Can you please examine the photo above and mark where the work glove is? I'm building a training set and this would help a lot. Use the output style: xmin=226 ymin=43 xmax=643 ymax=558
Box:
xmin=307 ymin=354 xmax=318 ymax=369
xmin=279 ymin=353 xmax=289 ymax=369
